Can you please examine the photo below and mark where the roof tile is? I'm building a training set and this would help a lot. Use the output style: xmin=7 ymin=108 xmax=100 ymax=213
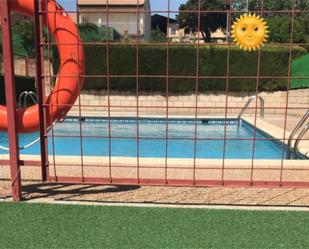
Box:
xmin=77 ymin=0 xmax=145 ymax=6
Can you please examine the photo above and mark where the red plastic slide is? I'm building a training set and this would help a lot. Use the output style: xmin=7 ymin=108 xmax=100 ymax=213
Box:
xmin=0 ymin=0 xmax=84 ymax=133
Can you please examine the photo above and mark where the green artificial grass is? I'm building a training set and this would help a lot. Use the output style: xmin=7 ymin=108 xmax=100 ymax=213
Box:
xmin=291 ymin=53 xmax=309 ymax=89
xmin=1 ymin=202 xmax=309 ymax=249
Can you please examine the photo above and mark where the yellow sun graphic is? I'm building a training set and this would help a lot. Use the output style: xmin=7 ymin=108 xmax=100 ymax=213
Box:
xmin=231 ymin=13 xmax=269 ymax=52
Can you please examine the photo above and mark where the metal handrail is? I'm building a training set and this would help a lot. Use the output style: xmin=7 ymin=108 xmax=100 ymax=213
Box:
xmin=292 ymin=122 xmax=309 ymax=159
xmin=237 ymin=95 xmax=265 ymax=120
xmin=18 ymin=91 xmax=37 ymax=108
xmin=0 ymin=91 xmax=41 ymax=151
xmin=287 ymin=109 xmax=309 ymax=159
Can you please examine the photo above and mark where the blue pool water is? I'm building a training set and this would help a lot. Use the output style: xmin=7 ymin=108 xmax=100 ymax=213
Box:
xmin=0 ymin=118 xmax=296 ymax=159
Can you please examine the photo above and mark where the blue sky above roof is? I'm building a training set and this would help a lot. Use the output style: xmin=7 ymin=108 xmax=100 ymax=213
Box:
xmin=57 ymin=0 xmax=187 ymax=17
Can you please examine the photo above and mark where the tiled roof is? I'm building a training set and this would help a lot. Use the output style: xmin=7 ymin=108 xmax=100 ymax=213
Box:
xmin=77 ymin=0 xmax=145 ymax=5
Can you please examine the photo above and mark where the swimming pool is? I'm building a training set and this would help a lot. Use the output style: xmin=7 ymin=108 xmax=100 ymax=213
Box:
xmin=0 ymin=117 xmax=299 ymax=159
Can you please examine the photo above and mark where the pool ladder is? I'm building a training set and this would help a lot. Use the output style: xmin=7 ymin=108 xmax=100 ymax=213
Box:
xmin=237 ymin=96 xmax=264 ymax=124
xmin=287 ymin=109 xmax=309 ymax=159
xmin=18 ymin=91 xmax=37 ymax=108
xmin=0 ymin=91 xmax=40 ymax=152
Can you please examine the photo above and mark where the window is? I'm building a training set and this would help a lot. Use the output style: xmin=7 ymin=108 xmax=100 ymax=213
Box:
xmin=170 ymin=28 xmax=176 ymax=35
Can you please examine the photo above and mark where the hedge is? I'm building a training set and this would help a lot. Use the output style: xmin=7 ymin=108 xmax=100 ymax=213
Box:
xmin=0 ymin=75 xmax=35 ymax=105
xmin=52 ymin=44 xmax=307 ymax=93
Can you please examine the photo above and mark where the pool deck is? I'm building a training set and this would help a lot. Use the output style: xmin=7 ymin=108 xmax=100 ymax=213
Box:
xmin=242 ymin=116 xmax=309 ymax=158
xmin=2 ymin=179 xmax=309 ymax=208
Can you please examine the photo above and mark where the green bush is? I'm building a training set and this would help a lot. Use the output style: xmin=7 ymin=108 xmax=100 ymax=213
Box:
xmin=267 ymin=15 xmax=307 ymax=44
xmin=78 ymin=22 xmax=120 ymax=42
xmin=52 ymin=44 xmax=306 ymax=93
xmin=151 ymin=28 xmax=168 ymax=43
xmin=0 ymin=32 xmax=27 ymax=57
xmin=0 ymin=75 xmax=35 ymax=105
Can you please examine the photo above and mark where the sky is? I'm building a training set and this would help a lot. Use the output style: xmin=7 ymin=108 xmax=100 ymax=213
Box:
xmin=57 ymin=0 xmax=187 ymax=17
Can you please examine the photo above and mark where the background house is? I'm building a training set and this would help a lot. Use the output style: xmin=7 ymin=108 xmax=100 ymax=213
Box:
xmin=187 ymin=28 xmax=227 ymax=43
xmin=77 ymin=0 xmax=151 ymax=41
xmin=151 ymin=14 xmax=184 ymax=42
xmin=151 ymin=14 xmax=226 ymax=43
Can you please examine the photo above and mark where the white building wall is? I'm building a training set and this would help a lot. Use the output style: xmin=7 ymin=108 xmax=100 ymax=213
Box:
xmin=78 ymin=2 xmax=151 ymax=40
xmin=143 ymin=0 xmax=151 ymax=40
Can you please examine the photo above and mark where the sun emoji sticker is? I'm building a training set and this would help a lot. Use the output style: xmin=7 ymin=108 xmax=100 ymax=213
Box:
xmin=231 ymin=13 xmax=269 ymax=52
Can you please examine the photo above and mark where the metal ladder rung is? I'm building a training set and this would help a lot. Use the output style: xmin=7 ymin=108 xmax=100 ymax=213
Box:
xmin=293 ymin=122 xmax=309 ymax=159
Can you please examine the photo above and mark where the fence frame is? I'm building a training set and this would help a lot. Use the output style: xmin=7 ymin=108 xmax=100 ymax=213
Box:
xmin=1 ymin=0 xmax=309 ymax=201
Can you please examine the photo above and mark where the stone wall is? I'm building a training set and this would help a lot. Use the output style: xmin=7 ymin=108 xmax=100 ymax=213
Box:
xmin=67 ymin=88 xmax=309 ymax=117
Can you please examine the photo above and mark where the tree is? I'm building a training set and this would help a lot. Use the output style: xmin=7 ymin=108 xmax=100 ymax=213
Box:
xmin=232 ymin=0 xmax=258 ymax=11
xmin=267 ymin=16 xmax=306 ymax=43
xmin=177 ymin=0 xmax=229 ymax=42
xmin=0 ymin=29 xmax=27 ymax=57
xmin=78 ymin=22 xmax=118 ymax=42
xmin=12 ymin=18 xmax=36 ymax=57
xmin=232 ymin=0 xmax=309 ymax=12
xmin=12 ymin=17 xmax=48 ymax=58
xmin=231 ymin=0 xmax=309 ymax=44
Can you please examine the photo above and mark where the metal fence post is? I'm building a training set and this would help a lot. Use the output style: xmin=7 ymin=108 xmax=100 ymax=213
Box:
xmin=34 ymin=0 xmax=49 ymax=181
xmin=25 ymin=56 xmax=29 ymax=77
xmin=0 ymin=0 xmax=22 ymax=201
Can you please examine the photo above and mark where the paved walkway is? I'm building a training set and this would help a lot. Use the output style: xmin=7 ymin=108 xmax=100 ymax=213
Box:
xmin=2 ymin=180 xmax=309 ymax=207
xmin=263 ymin=115 xmax=308 ymax=136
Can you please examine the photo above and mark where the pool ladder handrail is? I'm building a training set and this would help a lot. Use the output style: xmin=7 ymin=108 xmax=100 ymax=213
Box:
xmin=1 ymin=91 xmax=60 ymax=152
xmin=287 ymin=109 xmax=309 ymax=159
xmin=237 ymin=95 xmax=265 ymax=121
xmin=18 ymin=91 xmax=37 ymax=108
xmin=293 ymin=122 xmax=309 ymax=159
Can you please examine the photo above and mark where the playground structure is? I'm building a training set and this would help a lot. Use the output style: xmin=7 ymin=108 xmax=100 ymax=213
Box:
xmin=0 ymin=0 xmax=84 ymax=133
xmin=0 ymin=0 xmax=308 ymax=202
xmin=0 ymin=0 xmax=84 ymax=200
